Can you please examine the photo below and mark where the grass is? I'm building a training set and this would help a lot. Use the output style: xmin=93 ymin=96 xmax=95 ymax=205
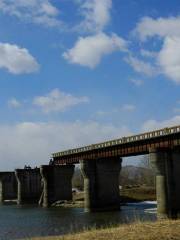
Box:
xmin=120 ymin=186 xmax=156 ymax=203
xmin=26 ymin=220 xmax=180 ymax=240
xmin=72 ymin=186 xmax=156 ymax=205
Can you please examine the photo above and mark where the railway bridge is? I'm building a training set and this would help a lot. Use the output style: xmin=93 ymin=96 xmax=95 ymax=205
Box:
xmin=40 ymin=125 xmax=180 ymax=219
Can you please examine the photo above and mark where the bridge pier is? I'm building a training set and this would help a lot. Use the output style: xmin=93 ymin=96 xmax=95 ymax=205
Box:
xmin=80 ymin=157 xmax=122 ymax=212
xmin=0 ymin=179 xmax=3 ymax=204
xmin=40 ymin=165 xmax=75 ymax=207
xmin=15 ymin=168 xmax=41 ymax=205
xmin=171 ymin=148 xmax=180 ymax=218
xmin=149 ymin=147 xmax=180 ymax=219
xmin=0 ymin=172 xmax=17 ymax=204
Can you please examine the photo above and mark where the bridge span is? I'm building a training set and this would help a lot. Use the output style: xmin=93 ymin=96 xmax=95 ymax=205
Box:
xmin=52 ymin=125 xmax=180 ymax=164
xmin=39 ymin=125 xmax=180 ymax=219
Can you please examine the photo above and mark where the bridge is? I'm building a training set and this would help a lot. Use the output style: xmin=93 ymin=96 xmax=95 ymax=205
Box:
xmin=0 ymin=125 xmax=180 ymax=219
xmin=41 ymin=125 xmax=180 ymax=219
xmin=52 ymin=125 xmax=180 ymax=164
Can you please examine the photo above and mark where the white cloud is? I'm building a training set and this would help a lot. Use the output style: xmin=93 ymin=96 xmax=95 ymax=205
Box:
xmin=125 ymin=55 xmax=157 ymax=77
xmin=0 ymin=43 xmax=39 ymax=74
xmin=122 ymin=104 xmax=136 ymax=112
xmin=173 ymin=108 xmax=180 ymax=113
xmin=0 ymin=121 xmax=131 ymax=170
xmin=78 ymin=0 xmax=112 ymax=32
xmin=129 ymin=78 xmax=144 ymax=86
xmin=33 ymin=89 xmax=89 ymax=113
xmin=134 ymin=16 xmax=180 ymax=41
xmin=95 ymin=104 xmax=136 ymax=117
xmin=132 ymin=16 xmax=180 ymax=83
xmin=8 ymin=98 xmax=22 ymax=108
xmin=142 ymin=115 xmax=180 ymax=132
xmin=63 ymin=32 xmax=128 ymax=68
xmin=140 ymin=49 xmax=157 ymax=58
xmin=0 ymin=0 xmax=61 ymax=27
xmin=157 ymin=36 xmax=180 ymax=83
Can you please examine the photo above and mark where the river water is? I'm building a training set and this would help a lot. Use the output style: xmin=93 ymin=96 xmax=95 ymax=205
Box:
xmin=0 ymin=202 xmax=157 ymax=240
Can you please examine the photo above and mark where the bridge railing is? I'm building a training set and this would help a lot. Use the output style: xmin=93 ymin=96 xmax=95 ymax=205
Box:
xmin=52 ymin=125 xmax=180 ymax=158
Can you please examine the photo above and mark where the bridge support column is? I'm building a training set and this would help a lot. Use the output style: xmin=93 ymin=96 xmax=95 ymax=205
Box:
xmin=0 ymin=178 xmax=4 ymax=204
xmin=171 ymin=148 xmax=180 ymax=218
xmin=15 ymin=169 xmax=41 ymax=205
xmin=0 ymin=172 xmax=17 ymax=204
xmin=149 ymin=147 xmax=180 ymax=219
xmin=80 ymin=157 xmax=122 ymax=212
xmin=40 ymin=165 xmax=75 ymax=208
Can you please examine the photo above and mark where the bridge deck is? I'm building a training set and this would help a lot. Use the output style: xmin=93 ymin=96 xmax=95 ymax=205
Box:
xmin=52 ymin=125 xmax=180 ymax=164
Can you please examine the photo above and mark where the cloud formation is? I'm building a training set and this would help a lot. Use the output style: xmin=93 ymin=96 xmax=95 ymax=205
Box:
xmin=132 ymin=16 xmax=180 ymax=83
xmin=157 ymin=37 xmax=180 ymax=83
xmin=0 ymin=0 xmax=61 ymax=27
xmin=63 ymin=33 xmax=127 ymax=68
xmin=0 ymin=43 xmax=39 ymax=74
xmin=134 ymin=16 xmax=180 ymax=41
xmin=8 ymin=98 xmax=22 ymax=108
xmin=140 ymin=49 xmax=157 ymax=58
xmin=142 ymin=115 xmax=180 ymax=132
xmin=33 ymin=89 xmax=89 ymax=113
xmin=78 ymin=0 xmax=112 ymax=32
xmin=125 ymin=55 xmax=157 ymax=77
xmin=129 ymin=78 xmax=144 ymax=86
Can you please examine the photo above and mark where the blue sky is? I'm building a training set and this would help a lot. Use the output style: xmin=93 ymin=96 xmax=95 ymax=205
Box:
xmin=0 ymin=0 xmax=180 ymax=170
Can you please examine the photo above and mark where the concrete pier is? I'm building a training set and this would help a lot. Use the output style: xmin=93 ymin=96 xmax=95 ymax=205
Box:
xmin=149 ymin=147 xmax=180 ymax=219
xmin=15 ymin=168 xmax=41 ymax=205
xmin=171 ymin=148 xmax=180 ymax=218
xmin=40 ymin=165 xmax=75 ymax=207
xmin=0 ymin=172 xmax=17 ymax=204
xmin=80 ymin=157 xmax=122 ymax=212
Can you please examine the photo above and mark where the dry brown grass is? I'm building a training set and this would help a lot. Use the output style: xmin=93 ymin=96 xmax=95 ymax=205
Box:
xmin=121 ymin=186 xmax=156 ymax=202
xmin=27 ymin=220 xmax=180 ymax=240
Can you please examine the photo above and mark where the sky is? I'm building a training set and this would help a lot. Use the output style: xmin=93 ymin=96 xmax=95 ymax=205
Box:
xmin=0 ymin=0 xmax=180 ymax=170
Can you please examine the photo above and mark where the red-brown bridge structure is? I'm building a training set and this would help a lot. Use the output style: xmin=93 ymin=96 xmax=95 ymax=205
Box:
xmin=40 ymin=125 xmax=180 ymax=219
xmin=52 ymin=125 xmax=180 ymax=165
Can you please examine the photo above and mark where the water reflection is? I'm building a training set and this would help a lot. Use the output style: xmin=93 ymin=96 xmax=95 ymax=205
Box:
xmin=0 ymin=202 xmax=157 ymax=240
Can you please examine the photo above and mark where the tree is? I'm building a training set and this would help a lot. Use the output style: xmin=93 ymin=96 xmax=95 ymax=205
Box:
xmin=138 ymin=155 xmax=155 ymax=187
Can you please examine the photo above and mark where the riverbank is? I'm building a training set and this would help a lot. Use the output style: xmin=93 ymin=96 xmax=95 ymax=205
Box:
xmin=121 ymin=186 xmax=156 ymax=202
xmin=28 ymin=220 xmax=180 ymax=240
xmin=53 ymin=186 xmax=156 ymax=208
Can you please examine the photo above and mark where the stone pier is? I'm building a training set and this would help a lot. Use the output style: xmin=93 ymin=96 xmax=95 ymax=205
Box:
xmin=149 ymin=147 xmax=180 ymax=219
xmin=0 ymin=172 xmax=17 ymax=204
xmin=40 ymin=165 xmax=75 ymax=207
xmin=15 ymin=168 xmax=41 ymax=205
xmin=80 ymin=157 xmax=122 ymax=212
xmin=171 ymin=148 xmax=180 ymax=218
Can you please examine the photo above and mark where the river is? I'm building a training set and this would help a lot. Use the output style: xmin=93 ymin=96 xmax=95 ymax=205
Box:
xmin=0 ymin=202 xmax=157 ymax=240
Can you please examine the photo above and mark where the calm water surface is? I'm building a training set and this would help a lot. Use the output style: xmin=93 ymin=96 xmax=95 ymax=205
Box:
xmin=0 ymin=202 xmax=157 ymax=240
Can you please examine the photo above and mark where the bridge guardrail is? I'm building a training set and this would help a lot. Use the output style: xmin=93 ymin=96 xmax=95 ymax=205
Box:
xmin=52 ymin=125 xmax=180 ymax=158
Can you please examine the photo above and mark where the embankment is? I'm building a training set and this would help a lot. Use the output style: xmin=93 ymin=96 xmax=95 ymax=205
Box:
xmin=28 ymin=220 xmax=180 ymax=240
